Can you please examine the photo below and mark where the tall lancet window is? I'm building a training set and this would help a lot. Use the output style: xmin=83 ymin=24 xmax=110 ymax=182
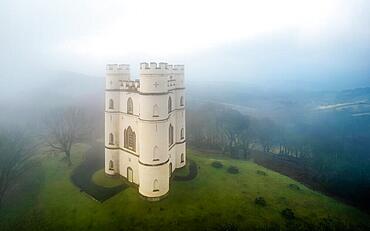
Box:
xmin=127 ymin=97 xmax=133 ymax=114
xmin=153 ymin=146 xmax=159 ymax=161
xmin=153 ymin=104 xmax=159 ymax=117
xmin=180 ymin=96 xmax=184 ymax=106
xmin=124 ymin=126 xmax=136 ymax=151
xmin=109 ymin=133 xmax=114 ymax=145
xmin=169 ymin=124 xmax=174 ymax=146
xmin=109 ymin=160 xmax=114 ymax=170
xmin=168 ymin=96 xmax=172 ymax=113
xmin=153 ymin=179 xmax=159 ymax=192
xmin=109 ymin=99 xmax=114 ymax=109
xmin=181 ymin=128 xmax=184 ymax=139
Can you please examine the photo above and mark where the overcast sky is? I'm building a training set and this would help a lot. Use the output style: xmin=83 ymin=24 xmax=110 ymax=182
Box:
xmin=1 ymin=0 xmax=369 ymax=90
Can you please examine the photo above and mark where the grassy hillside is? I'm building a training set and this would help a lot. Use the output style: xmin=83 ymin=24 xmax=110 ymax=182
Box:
xmin=0 ymin=145 xmax=368 ymax=231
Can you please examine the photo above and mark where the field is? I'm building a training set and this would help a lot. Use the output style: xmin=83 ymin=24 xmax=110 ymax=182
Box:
xmin=0 ymin=143 xmax=369 ymax=231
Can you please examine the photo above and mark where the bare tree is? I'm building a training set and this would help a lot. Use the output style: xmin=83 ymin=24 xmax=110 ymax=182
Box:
xmin=43 ymin=107 xmax=90 ymax=166
xmin=0 ymin=129 xmax=37 ymax=208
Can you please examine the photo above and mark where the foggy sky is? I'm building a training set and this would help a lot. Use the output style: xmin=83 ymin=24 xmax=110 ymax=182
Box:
xmin=1 ymin=0 xmax=369 ymax=91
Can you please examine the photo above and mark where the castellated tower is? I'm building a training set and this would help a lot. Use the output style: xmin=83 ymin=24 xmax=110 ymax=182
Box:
xmin=105 ymin=62 xmax=186 ymax=200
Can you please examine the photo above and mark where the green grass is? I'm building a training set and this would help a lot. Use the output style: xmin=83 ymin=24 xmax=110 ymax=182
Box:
xmin=92 ymin=169 xmax=124 ymax=188
xmin=1 ymin=146 xmax=369 ymax=230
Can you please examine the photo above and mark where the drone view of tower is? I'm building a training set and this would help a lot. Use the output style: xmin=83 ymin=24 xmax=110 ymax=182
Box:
xmin=104 ymin=62 xmax=186 ymax=200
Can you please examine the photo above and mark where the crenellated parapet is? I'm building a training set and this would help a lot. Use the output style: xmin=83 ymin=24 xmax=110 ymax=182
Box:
xmin=119 ymin=80 xmax=140 ymax=92
xmin=106 ymin=64 xmax=130 ymax=74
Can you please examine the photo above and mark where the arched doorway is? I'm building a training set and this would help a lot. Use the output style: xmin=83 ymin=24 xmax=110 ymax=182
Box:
xmin=127 ymin=167 xmax=133 ymax=183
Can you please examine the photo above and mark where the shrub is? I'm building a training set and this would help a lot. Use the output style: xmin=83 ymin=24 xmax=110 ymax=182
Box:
xmin=281 ymin=208 xmax=295 ymax=220
xmin=288 ymin=184 xmax=300 ymax=190
xmin=227 ymin=166 xmax=239 ymax=174
xmin=255 ymin=196 xmax=267 ymax=206
xmin=212 ymin=161 xmax=224 ymax=169
xmin=256 ymin=170 xmax=267 ymax=176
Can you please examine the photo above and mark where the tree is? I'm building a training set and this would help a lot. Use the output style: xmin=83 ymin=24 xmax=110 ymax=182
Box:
xmin=43 ymin=107 xmax=90 ymax=166
xmin=0 ymin=129 xmax=37 ymax=208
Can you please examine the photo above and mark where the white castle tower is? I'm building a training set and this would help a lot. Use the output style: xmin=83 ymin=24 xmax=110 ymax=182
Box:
xmin=104 ymin=62 xmax=186 ymax=200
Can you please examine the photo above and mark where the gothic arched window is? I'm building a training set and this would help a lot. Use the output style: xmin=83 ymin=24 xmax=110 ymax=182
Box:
xmin=109 ymin=133 xmax=114 ymax=145
xmin=181 ymin=153 xmax=184 ymax=163
xmin=180 ymin=128 xmax=184 ymax=139
xmin=109 ymin=160 xmax=114 ymax=170
xmin=180 ymin=96 xmax=184 ymax=106
xmin=109 ymin=99 xmax=114 ymax=109
xmin=153 ymin=146 xmax=159 ymax=161
xmin=153 ymin=104 xmax=159 ymax=117
xmin=124 ymin=126 xmax=136 ymax=151
xmin=168 ymin=96 xmax=172 ymax=113
xmin=169 ymin=124 xmax=174 ymax=146
xmin=153 ymin=179 xmax=159 ymax=192
xmin=127 ymin=97 xmax=133 ymax=114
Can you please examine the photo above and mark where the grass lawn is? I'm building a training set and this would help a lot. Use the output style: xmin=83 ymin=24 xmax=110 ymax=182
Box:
xmin=0 ymin=145 xmax=369 ymax=231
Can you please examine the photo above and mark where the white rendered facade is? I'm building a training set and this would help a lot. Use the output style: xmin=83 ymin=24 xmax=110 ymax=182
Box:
xmin=104 ymin=62 xmax=186 ymax=199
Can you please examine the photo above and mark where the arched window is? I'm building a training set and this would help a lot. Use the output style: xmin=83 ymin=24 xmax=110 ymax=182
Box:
xmin=169 ymin=162 xmax=172 ymax=177
xmin=109 ymin=160 xmax=114 ymax=170
xmin=127 ymin=97 xmax=133 ymax=114
xmin=168 ymin=96 xmax=172 ymax=113
xmin=153 ymin=179 xmax=159 ymax=192
xmin=109 ymin=133 xmax=114 ymax=145
xmin=124 ymin=126 xmax=136 ymax=151
xmin=169 ymin=124 xmax=174 ymax=146
xmin=153 ymin=104 xmax=159 ymax=117
xmin=127 ymin=167 xmax=133 ymax=182
xmin=181 ymin=128 xmax=184 ymax=139
xmin=181 ymin=153 xmax=184 ymax=163
xmin=153 ymin=146 xmax=159 ymax=161
xmin=180 ymin=96 xmax=184 ymax=106
xmin=109 ymin=99 xmax=114 ymax=109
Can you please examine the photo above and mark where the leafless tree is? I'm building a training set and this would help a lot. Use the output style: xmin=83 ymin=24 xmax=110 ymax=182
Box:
xmin=42 ymin=107 xmax=90 ymax=166
xmin=0 ymin=129 xmax=37 ymax=208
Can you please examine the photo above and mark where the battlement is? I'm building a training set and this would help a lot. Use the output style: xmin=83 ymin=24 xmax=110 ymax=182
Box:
xmin=119 ymin=79 xmax=140 ymax=92
xmin=106 ymin=64 xmax=130 ymax=73
xmin=140 ymin=62 xmax=184 ymax=75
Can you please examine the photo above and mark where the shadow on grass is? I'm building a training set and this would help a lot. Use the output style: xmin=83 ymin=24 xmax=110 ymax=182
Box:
xmin=70 ymin=143 xmax=127 ymax=202
xmin=173 ymin=159 xmax=198 ymax=181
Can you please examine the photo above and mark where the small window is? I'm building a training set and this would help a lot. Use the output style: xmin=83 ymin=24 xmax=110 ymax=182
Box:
xmin=180 ymin=96 xmax=184 ymax=106
xmin=168 ymin=96 xmax=172 ymax=113
xmin=181 ymin=153 xmax=184 ymax=163
xmin=109 ymin=99 xmax=114 ymax=109
xmin=181 ymin=128 xmax=184 ymax=139
xmin=169 ymin=124 xmax=174 ymax=146
xmin=153 ymin=179 xmax=159 ymax=192
xmin=127 ymin=97 xmax=133 ymax=114
xmin=153 ymin=104 xmax=159 ymax=117
xmin=109 ymin=133 xmax=114 ymax=145
xmin=153 ymin=146 xmax=159 ymax=161
xmin=109 ymin=160 xmax=114 ymax=170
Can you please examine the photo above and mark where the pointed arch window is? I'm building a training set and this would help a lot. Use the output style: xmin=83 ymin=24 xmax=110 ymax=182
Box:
xmin=168 ymin=96 xmax=172 ymax=113
xmin=169 ymin=124 xmax=174 ymax=146
xmin=109 ymin=160 xmax=114 ymax=170
xmin=109 ymin=133 xmax=114 ymax=145
xmin=180 ymin=128 xmax=184 ymax=139
xmin=109 ymin=99 xmax=114 ymax=109
xmin=181 ymin=153 xmax=185 ymax=163
xmin=153 ymin=146 xmax=159 ymax=161
xmin=180 ymin=96 xmax=184 ymax=106
xmin=127 ymin=97 xmax=133 ymax=114
xmin=153 ymin=179 xmax=159 ymax=192
xmin=153 ymin=104 xmax=159 ymax=117
xmin=124 ymin=126 xmax=136 ymax=151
